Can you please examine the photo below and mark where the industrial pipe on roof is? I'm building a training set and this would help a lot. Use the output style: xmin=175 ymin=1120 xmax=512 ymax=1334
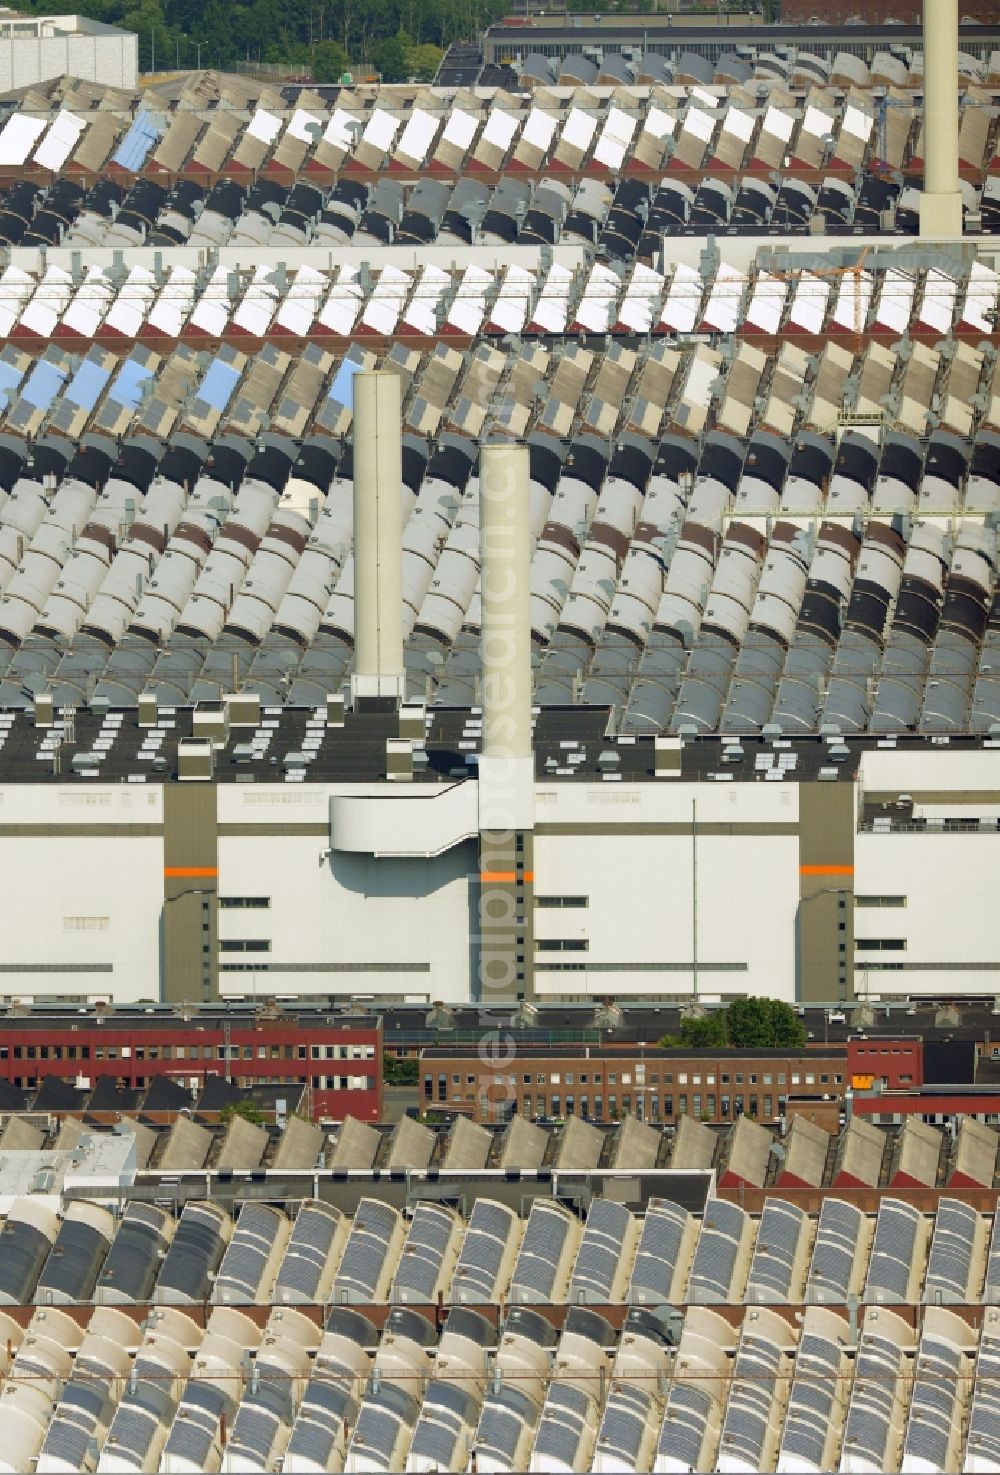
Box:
xmin=919 ymin=0 xmax=962 ymax=239
xmin=351 ymin=371 xmax=405 ymax=706
xmin=479 ymin=442 xmax=534 ymax=831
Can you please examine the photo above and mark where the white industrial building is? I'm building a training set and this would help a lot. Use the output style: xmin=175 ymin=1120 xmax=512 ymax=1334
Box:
xmin=0 ymin=11 xmax=137 ymax=92
xmin=0 ymin=712 xmax=997 ymax=1007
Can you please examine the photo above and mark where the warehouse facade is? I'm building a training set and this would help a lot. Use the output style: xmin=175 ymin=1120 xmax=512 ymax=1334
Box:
xmin=0 ymin=712 xmax=997 ymax=1008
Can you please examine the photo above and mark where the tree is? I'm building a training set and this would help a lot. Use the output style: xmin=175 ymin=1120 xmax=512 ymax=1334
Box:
xmin=763 ymin=998 xmax=808 ymax=1049
xmin=312 ymin=39 xmax=351 ymax=80
xmin=404 ymin=40 xmax=442 ymax=80
xmin=384 ymin=1054 xmax=418 ymax=1086
xmin=372 ymin=31 xmax=409 ymax=81
xmin=725 ymin=997 xmax=806 ymax=1050
xmin=678 ymin=1012 xmax=729 ymax=1049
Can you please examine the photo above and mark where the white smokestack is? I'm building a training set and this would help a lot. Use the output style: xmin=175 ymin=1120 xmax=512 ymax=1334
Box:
xmin=351 ymin=371 xmax=405 ymax=705
xmin=479 ymin=442 xmax=534 ymax=830
xmin=919 ymin=0 xmax=962 ymax=239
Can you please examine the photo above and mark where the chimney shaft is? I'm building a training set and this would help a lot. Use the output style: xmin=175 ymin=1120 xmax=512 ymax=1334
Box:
xmin=919 ymin=0 xmax=962 ymax=238
xmin=351 ymin=371 xmax=404 ymax=705
xmin=481 ymin=443 xmax=532 ymax=764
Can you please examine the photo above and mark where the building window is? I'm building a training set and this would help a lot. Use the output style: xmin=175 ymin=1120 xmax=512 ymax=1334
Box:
xmin=855 ymin=896 xmax=906 ymax=907
xmin=423 ymin=1076 xmax=432 ymax=1099
xmin=535 ymin=896 xmax=588 ymax=908
xmin=856 ymin=938 xmax=906 ymax=951
xmin=219 ymin=939 xmax=271 ymax=953
xmin=218 ymin=897 xmax=270 ymax=908
xmin=535 ymin=939 xmax=589 ymax=952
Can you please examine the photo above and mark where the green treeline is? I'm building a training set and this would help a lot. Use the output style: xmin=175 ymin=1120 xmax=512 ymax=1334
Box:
xmin=16 ymin=0 xmax=512 ymax=81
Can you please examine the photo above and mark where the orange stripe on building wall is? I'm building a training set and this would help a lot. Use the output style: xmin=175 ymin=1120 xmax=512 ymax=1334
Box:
xmin=480 ymin=871 xmax=534 ymax=883
xmin=800 ymin=864 xmax=854 ymax=876
xmin=164 ymin=867 xmax=218 ymax=878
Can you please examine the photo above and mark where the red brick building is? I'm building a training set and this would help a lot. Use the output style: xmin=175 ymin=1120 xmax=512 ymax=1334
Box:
xmin=781 ymin=1 xmax=995 ymax=21
xmin=422 ymin=1044 xmax=850 ymax=1124
xmin=0 ymin=1007 xmax=382 ymax=1121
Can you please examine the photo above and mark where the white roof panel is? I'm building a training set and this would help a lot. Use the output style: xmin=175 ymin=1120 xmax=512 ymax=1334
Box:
xmin=324 ymin=109 xmax=360 ymax=149
xmin=762 ymin=106 xmax=796 ymax=144
xmin=920 ymin=269 xmax=957 ymax=335
xmin=562 ymin=107 xmax=598 ymax=153
xmin=532 ymin=263 xmax=572 ymax=333
xmin=440 ymin=109 xmax=479 ymax=152
xmin=618 ymin=263 xmax=662 ymax=334
xmin=523 ymin=108 xmax=558 ymax=152
xmin=684 ymin=107 xmax=716 ymax=143
xmin=447 ymin=265 xmax=490 ymax=335
xmin=746 ymin=273 xmax=787 ymax=335
xmin=802 ymin=105 xmax=834 ymax=138
xmin=661 ymin=263 xmax=703 ymax=333
xmin=842 ymin=104 xmax=874 ymax=143
xmin=33 ymin=111 xmax=86 ymax=171
xmin=396 ymin=108 xmax=437 ymax=163
xmin=481 ymin=110 xmax=519 ymax=150
xmin=0 ymin=113 xmax=46 ymax=165
xmin=575 ymin=263 xmax=620 ymax=333
xmin=788 ymin=273 xmax=831 ymax=334
xmin=286 ymin=108 xmax=321 ymax=144
xmin=275 ymin=266 xmax=327 ymax=336
xmin=402 ymin=264 xmax=450 ymax=335
xmin=832 ymin=272 xmax=872 ymax=333
xmin=722 ymin=107 xmax=754 ymax=144
xmin=247 ymin=108 xmax=283 ymax=145
xmin=962 ymin=262 xmax=1000 ymax=332
xmin=593 ymin=106 xmax=637 ymax=169
xmin=318 ymin=266 xmax=362 ymax=335
xmin=361 ymin=107 xmax=401 ymax=152
xmin=643 ymin=106 xmax=676 ymax=142
xmin=361 ymin=267 xmax=410 ymax=334
xmin=702 ymin=264 xmax=744 ymax=334
xmin=875 ymin=270 xmax=915 ymax=334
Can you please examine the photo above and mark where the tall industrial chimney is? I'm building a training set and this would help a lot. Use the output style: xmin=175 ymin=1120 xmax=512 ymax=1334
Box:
xmin=478 ymin=442 xmax=535 ymax=1002
xmin=351 ymin=371 xmax=405 ymax=706
xmin=919 ymin=0 xmax=962 ymax=239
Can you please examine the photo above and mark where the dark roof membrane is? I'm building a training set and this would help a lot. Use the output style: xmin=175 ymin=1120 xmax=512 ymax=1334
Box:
xmin=401 ymin=441 xmax=429 ymax=494
xmin=66 ymin=443 xmax=114 ymax=489
xmin=879 ymin=437 xmax=923 ymax=491
xmin=835 ymin=436 xmax=879 ymax=490
xmin=971 ymin=433 xmax=1000 ymax=484
xmin=656 ymin=438 xmax=700 ymax=480
xmin=30 ymin=440 xmax=71 ymax=482
xmin=522 ymin=210 xmax=559 ymax=244
xmin=698 ymin=437 xmax=744 ymax=493
xmin=893 ymin=581 xmax=940 ymax=642
xmin=294 ymin=440 xmax=340 ymax=492
xmin=112 ymin=443 xmax=160 ymax=495
xmin=563 ymin=439 xmax=609 ymax=494
xmin=608 ymin=440 xmax=654 ymax=492
xmin=0 ymin=441 xmax=26 ymax=493
xmin=332 ymin=177 xmax=371 ymax=209
xmin=845 ymin=582 xmax=891 ymax=637
xmin=481 ymin=209 xmax=518 ymax=243
xmin=940 ymin=579 xmax=990 ymax=640
xmin=204 ymin=441 xmax=251 ymax=490
xmin=427 ymin=440 xmax=474 ymax=492
xmin=529 ymin=438 xmax=566 ymax=493
xmin=924 ymin=436 xmax=968 ymax=489
xmin=743 ymin=436 xmax=789 ymax=493
xmin=0 ymin=1220 xmax=51 ymax=1302
xmin=157 ymin=442 xmax=206 ymax=490
xmin=244 ymin=442 xmax=295 ymax=493
xmin=798 ymin=585 xmax=843 ymax=642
